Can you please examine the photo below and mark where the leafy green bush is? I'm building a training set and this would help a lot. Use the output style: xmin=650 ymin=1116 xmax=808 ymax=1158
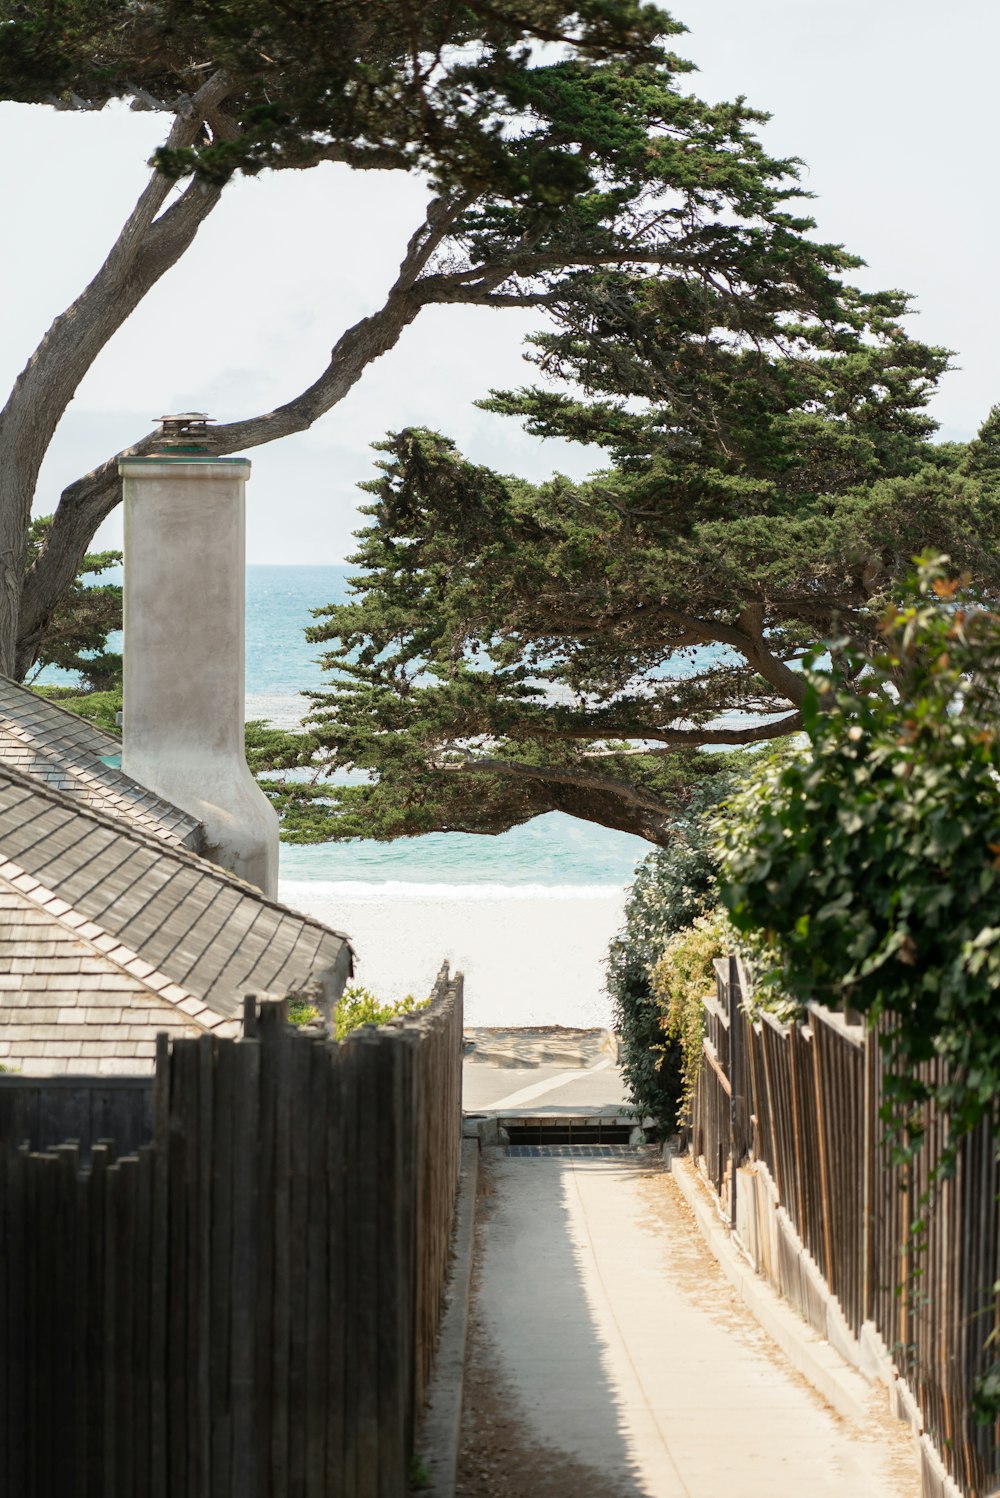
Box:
xmin=718 ymin=560 xmax=1000 ymax=1420
xmin=652 ymin=910 xmax=730 ymax=1128
xmin=333 ymin=985 xmax=429 ymax=1042
xmin=287 ymin=999 xmax=321 ymax=1027
xmin=719 ymin=558 xmax=1000 ymax=1152
xmin=33 ymin=686 xmax=123 ymax=735
xmin=606 ymin=776 xmax=734 ymax=1129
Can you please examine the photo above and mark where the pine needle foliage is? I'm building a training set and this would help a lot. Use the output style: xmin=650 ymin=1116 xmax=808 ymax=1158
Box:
xmin=284 ymin=334 xmax=1000 ymax=848
xmin=1 ymin=1 xmax=686 ymax=187
xmin=23 ymin=517 xmax=121 ymax=692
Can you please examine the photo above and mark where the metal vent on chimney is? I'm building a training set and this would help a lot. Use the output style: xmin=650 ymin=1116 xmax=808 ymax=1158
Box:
xmin=154 ymin=412 xmax=215 ymax=451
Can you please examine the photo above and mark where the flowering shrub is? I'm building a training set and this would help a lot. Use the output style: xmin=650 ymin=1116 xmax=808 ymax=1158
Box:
xmin=652 ymin=910 xmax=731 ymax=1127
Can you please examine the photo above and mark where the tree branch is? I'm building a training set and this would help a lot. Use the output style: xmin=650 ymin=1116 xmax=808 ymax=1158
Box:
xmin=440 ymin=752 xmax=675 ymax=819
xmin=417 ymin=246 xmax=710 ymax=297
xmin=575 ymin=710 xmax=803 ymax=751
xmin=1 ymin=70 xmax=233 ymax=462
xmin=0 ymin=74 xmax=238 ymax=676
xmin=17 ymin=195 xmax=456 ymax=669
xmin=658 ymin=605 xmax=808 ymax=706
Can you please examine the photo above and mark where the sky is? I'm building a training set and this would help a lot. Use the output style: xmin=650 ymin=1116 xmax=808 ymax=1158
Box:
xmin=1 ymin=0 xmax=997 ymax=564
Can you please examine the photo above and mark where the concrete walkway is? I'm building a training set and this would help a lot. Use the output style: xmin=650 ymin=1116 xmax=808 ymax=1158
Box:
xmin=463 ymin=1026 xmax=630 ymax=1116
xmin=468 ymin=1152 xmax=919 ymax=1497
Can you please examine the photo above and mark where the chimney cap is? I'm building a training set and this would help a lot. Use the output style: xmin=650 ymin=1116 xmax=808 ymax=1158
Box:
xmin=155 ymin=412 xmax=216 ymax=450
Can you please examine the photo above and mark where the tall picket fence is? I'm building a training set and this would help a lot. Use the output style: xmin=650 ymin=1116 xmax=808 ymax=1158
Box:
xmin=0 ymin=965 xmax=464 ymax=1498
xmin=691 ymin=957 xmax=999 ymax=1497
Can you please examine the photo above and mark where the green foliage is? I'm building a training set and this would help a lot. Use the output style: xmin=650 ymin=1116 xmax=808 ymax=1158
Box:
xmin=32 ymin=685 xmax=122 ymax=733
xmin=719 ymin=559 xmax=1000 ymax=1154
xmin=652 ymin=909 xmax=729 ymax=1127
xmin=298 ymin=421 xmax=994 ymax=848
xmin=294 ymin=198 xmax=990 ymax=847
xmin=333 ymin=984 xmax=429 ymax=1042
xmin=244 ymin=722 xmax=318 ymax=775
xmin=0 ymin=0 xmax=679 ymax=187
xmin=23 ymin=517 xmax=121 ymax=691
xmin=718 ymin=558 xmax=1000 ymax=1423
xmin=972 ymin=1361 xmax=1000 ymax=1427
xmin=287 ymin=999 xmax=320 ymax=1027
xmin=409 ymin=1456 xmax=432 ymax=1490
xmin=606 ymin=771 xmax=736 ymax=1126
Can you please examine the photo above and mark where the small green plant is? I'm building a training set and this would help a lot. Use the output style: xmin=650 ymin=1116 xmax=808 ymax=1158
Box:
xmin=605 ymin=777 xmax=733 ymax=1129
xmin=287 ymin=999 xmax=320 ymax=1027
xmin=409 ymin=1455 xmax=432 ymax=1490
xmin=334 ymin=985 xmax=429 ymax=1042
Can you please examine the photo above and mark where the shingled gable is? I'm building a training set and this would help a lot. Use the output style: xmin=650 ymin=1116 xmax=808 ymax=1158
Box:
xmin=0 ymin=874 xmax=237 ymax=1075
xmin=0 ymin=759 xmax=353 ymax=1075
xmin=0 ymin=675 xmax=203 ymax=850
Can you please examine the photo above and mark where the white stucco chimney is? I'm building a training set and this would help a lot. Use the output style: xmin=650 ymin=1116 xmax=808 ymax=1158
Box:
xmin=118 ymin=416 xmax=279 ymax=896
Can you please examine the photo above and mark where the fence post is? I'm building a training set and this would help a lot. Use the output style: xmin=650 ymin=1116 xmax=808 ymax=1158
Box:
xmin=728 ymin=952 xmax=741 ymax=1231
xmin=862 ymin=1025 xmax=874 ymax=1324
xmin=810 ymin=1018 xmax=835 ymax=1285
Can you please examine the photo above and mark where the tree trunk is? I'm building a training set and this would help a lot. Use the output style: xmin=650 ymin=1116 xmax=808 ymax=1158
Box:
xmin=1 ymin=79 xmax=232 ymax=677
xmin=0 ymin=452 xmax=31 ymax=679
xmin=15 ymin=282 xmax=427 ymax=676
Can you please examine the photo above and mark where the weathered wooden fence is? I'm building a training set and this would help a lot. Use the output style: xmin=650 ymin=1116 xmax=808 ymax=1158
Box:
xmin=0 ymin=964 xmax=464 ymax=1498
xmin=690 ymin=957 xmax=1000 ymax=1498
xmin=0 ymin=1073 xmax=153 ymax=1157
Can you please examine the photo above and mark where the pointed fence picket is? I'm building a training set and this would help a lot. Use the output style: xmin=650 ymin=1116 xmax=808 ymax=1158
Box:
xmin=690 ymin=958 xmax=999 ymax=1498
xmin=0 ymin=964 xmax=464 ymax=1498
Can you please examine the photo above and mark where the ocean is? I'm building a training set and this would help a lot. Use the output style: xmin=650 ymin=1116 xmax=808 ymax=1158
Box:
xmin=244 ymin=564 xmax=652 ymax=893
xmin=249 ymin=565 xmax=647 ymax=1024
xmin=44 ymin=564 xmax=655 ymax=1023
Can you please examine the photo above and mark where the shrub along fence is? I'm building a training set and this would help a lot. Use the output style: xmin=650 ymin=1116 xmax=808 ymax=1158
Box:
xmin=690 ymin=957 xmax=999 ymax=1498
xmin=0 ymin=963 xmax=464 ymax=1498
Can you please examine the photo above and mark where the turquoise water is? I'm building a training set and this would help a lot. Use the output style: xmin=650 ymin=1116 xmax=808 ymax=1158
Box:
xmin=244 ymin=565 xmax=651 ymax=887
xmin=279 ymin=815 xmax=649 ymax=887
xmin=40 ymin=564 xmax=650 ymax=887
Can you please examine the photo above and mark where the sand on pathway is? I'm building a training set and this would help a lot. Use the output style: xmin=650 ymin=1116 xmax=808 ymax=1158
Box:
xmin=458 ymin=1152 xmax=919 ymax=1498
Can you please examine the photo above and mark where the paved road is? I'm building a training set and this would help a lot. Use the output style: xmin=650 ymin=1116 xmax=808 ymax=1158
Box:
xmin=467 ymin=1152 xmax=919 ymax=1498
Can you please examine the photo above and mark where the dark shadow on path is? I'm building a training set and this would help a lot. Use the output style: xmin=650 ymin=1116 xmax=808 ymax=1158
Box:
xmin=457 ymin=1153 xmax=664 ymax=1498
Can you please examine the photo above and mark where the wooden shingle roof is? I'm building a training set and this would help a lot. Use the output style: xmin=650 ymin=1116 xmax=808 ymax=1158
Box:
xmin=0 ymin=762 xmax=353 ymax=1026
xmin=0 ymin=878 xmax=235 ymax=1076
xmin=0 ymin=677 xmax=202 ymax=849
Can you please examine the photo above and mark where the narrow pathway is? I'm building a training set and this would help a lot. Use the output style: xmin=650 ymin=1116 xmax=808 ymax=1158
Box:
xmin=458 ymin=1152 xmax=919 ymax=1498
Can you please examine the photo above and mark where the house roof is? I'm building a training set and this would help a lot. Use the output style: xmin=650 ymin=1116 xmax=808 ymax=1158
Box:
xmin=0 ymin=677 xmax=202 ymax=850
xmin=0 ymin=761 xmax=353 ymax=1028
xmin=0 ymin=681 xmax=356 ymax=1074
xmin=0 ymin=876 xmax=234 ymax=1076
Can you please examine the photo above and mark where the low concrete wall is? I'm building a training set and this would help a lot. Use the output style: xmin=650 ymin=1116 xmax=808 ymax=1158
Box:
xmin=722 ymin=1156 xmax=962 ymax=1498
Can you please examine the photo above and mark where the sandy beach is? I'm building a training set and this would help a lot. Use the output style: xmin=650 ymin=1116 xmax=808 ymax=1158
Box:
xmin=279 ymin=882 xmax=629 ymax=1029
